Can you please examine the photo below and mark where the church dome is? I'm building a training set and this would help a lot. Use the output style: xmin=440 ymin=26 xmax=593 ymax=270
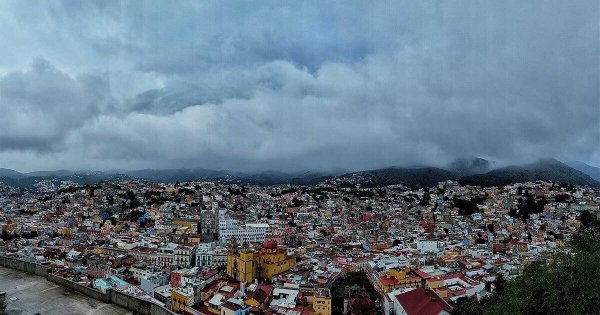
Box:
xmin=262 ymin=239 xmax=278 ymax=250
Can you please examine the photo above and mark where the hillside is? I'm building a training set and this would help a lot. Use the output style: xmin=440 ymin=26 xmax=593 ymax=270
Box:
xmin=338 ymin=167 xmax=458 ymax=188
xmin=0 ymin=168 xmax=23 ymax=178
xmin=459 ymin=159 xmax=598 ymax=187
xmin=0 ymin=172 xmax=134 ymax=190
xmin=567 ymin=161 xmax=600 ymax=182
xmin=448 ymin=157 xmax=493 ymax=176
xmin=125 ymin=168 xmax=233 ymax=182
xmin=0 ymin=159 xmax=598 ymax=190
xmin=25 ymin=170 xmax=75 ymax=177
xmin=335 ymin=159 xmax=598 ymax=189
xmin=240 ymin=171 xmax=338 ymax=186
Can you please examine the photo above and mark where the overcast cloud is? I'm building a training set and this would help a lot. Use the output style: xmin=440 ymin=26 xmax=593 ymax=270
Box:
xmin=0 ymin=1 xmax=598 ymax=172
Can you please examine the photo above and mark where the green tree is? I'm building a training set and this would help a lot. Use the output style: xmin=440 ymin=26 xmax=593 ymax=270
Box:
xmin=579 ymin=210 xmax=595 ymax=227
xmin=453 ymin=223 xmax=600 ymax=315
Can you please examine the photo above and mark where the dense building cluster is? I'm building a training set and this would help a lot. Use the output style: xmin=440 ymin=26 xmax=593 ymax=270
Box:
xmin=0 ymin=177 xmax=598 ymax=315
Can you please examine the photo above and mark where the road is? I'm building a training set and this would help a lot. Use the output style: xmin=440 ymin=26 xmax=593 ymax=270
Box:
xmin=0 ymin=266 xmax=131 ymax=315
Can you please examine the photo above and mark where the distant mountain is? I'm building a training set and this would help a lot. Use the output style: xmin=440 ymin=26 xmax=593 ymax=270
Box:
xmin=123 ymin=168 xmax=345 ymax=186
xmin=0 ymin=168 xmax=23 ymax=178
xmin=25 ymin=169 xmax=74 ymax=177
xmin=333 ymin=159 xmax=598 ymax=188
xmin=449 ymin=157 xmax=493 ymax=176
xmin=338 ymin=167 xmax=457 ymax=188
xmin=566 ymin=161 xmax=600 ymax=182
xmin=0 ymin=171 xmax=134 ymax=189
xmin=125 ymin=168 xmax=232 ymax=182
xmin=0 ymin=159 xmax=597 ymax=190
xmin=460 ymin=159 xmax=599 ymax=187
xmin=242 ymin=171 xmax=341 ymax=185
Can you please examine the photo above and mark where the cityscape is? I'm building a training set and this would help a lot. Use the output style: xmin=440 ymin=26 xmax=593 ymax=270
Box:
xmin=1 ymin=167 xmax=600 ymax=314
xmin=0 ymin=1 xmax=599 ymax=315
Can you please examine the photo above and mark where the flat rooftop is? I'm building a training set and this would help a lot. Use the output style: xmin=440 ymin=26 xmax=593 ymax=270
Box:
xmin=0 ymin=266 xmax=131 ymax=315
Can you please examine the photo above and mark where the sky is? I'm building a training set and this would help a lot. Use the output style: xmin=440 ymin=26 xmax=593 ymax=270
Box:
xmin=0 ymin=1 xmax=598 ymax=172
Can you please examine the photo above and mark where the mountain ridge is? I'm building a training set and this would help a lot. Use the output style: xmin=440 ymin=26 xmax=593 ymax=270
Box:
xmin=458 ymin=158 xmax=598 ymax=187
xmin=566 ymin=161 xmax=600 ymax=182
xmin=0 ymin=158 xmax=598 ymax=189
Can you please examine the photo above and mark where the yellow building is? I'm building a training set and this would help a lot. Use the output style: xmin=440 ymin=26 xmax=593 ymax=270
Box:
xmin=172 ymin=218 xmax=199 ymax=234
xmin=313 ymin=288 xmax=332 ymax=315
xmin=227 ymin=249 xmax=257 ymax=283
xmin=426 ymin=277 xmax=444 ymax=289
xmin=258 ymin=240 xmax=296 ymax=280
xmin=227 ymin=240 xmax=296 ymax=283
xmin=171 ymin=286 xmax=194 ymax=312
xmin=184 ymin=235 xmax=201 ymax=245
xmin=378 ymin=268 xmax=421 ymax=293
xmin=61 ymin=228 xmax=71 ymax=236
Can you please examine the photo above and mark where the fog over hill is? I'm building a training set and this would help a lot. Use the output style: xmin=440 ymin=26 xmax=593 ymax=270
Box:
xmin=0 ymin=158 xmax=597 ymax=190
xmin=458 ymin=159 xmax=598 ymax=187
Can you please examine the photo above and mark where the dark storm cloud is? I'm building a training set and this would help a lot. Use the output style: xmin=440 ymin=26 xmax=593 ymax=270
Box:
xmin=0 ymin=0 xmax=598 ymax=171
xmin=0 ymin=58 xmax=113 ymax=151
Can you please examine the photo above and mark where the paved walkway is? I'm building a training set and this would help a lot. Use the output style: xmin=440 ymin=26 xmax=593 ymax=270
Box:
xmin=0 ymin=266 xmax=131 ymax=315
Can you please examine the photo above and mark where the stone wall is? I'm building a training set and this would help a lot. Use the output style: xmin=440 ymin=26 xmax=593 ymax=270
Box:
xmin=110 ymin=290 xmax=152 ymax=315
xmin=47 ymin=274 xmax=110 ymax=303
xmin=151 ymin=304 xmax=178 ymax=315
xmin=0 ymin=256 xmax=176 ymax=315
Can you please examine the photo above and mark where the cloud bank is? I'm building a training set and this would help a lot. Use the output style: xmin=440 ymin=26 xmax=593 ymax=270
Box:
xmin=0 ymin=1 xmax=598 ymax=172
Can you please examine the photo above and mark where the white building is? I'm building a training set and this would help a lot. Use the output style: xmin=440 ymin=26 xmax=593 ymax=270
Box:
xmin=174 ymin=245 xmax=196 ymax=267
xmin=195 ymin=242 xmax=216 ymax=267
xmin=417 ymin=240 xmax=444 ymax=255
xmin=219 ymin=222 xmax=270 ymax=244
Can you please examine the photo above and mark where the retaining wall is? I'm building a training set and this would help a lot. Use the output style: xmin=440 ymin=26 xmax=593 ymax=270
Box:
xmin=110 ymin=290 xmax=152 ymax=315
xmin=0 ymin=256 xmax=175 ymax=315
xmin=47 ymin=274 xmax=110 ymax=303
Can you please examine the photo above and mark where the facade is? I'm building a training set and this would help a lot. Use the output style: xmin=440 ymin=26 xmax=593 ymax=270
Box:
xmin=195 ymin=243 xmax=228 ymax=269
xmin=220 ymin=222 xmax=270 ymax=245
xmin=226 ymin=240 xmax=296 ymax=283
xmin=379 ymin=268 xmax=422 ymax=293
xmin=200 ymin=207 xmax=219 ymax=242
xmin=171 ymin=285 xmax=194 ymax=313
xmin=130 ymin=265 xmax=152 ymax=281
xmin=140 ymin=272 xmax=170 ymax=296
xmin=257 ymin=240 xmax=296 ymax=280
xmin=173 ymin=218 xmax=199 ymax=234
xmin=157 ymin=243 xmax=178 ymax=266
xmin=195 ymin=242 xmax=215 ymax=267
xmin=174 ymin=245 xmax=196 ymax=267
xmin=313 ymin=288 xmax=332 ymax=315
xmin=227 ymin=249 xmax=256 ymax=283
xmin=213 ymin=247 xmax=228 ymax=268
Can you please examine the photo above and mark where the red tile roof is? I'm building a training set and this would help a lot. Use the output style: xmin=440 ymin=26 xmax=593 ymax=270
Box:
xmin=414 ymin=269 xmax=431 ymax=279
xmin=395 ymin=288 xmax=452 ymax=315
xmin=379 ymin=275 xmax=398 ymax=286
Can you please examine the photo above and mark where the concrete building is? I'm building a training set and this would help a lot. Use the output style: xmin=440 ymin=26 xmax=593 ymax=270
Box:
xmin=174 ymin=245 xmax=196 ymax=267
xmin=219 ymin=222 xmax=270 ymax=245
xmin=200 ymin=207 xmax=219 ymax=242
xmin=313 ymin=288 xmax=332 ymax=315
